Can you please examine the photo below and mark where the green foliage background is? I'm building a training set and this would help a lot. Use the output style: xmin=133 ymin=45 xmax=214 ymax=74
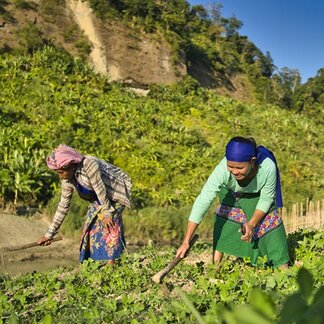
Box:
xmin=0 ymin=47 xmax=323 ymax=219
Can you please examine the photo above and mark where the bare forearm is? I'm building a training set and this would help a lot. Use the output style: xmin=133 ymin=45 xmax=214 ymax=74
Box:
xmin=249 ymin=209 xmax=266 ymax=228
xmin=183 ymin=221 xmax=199 ymax=242
xmin=176 ymin=221 xmax=199 ymax=257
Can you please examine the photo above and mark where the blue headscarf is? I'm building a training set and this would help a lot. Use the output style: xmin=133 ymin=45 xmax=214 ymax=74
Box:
xmin=225 ymin=140 xmax=283 ymax=208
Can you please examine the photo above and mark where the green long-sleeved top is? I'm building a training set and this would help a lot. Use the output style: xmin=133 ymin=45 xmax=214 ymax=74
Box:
xmin=189 ymin=157 xmax=277 ymax=224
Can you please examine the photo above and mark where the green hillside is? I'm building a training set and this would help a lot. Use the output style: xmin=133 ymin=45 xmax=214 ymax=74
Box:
xmin=0 ymin=3 xmax=323 ymax=323
xmin=1 ymin=0 xmax=323 ymax=111
xmin=1 ymin=47 xmax=323 ymax=216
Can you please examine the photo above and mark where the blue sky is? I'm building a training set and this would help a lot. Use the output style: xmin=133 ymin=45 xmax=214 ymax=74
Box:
xmin=188 ymin=0 xmax=324 ymax=83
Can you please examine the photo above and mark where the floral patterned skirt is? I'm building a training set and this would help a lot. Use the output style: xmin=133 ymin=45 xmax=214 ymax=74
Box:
xmin=79 ymin=202 xmax=126 ymax=262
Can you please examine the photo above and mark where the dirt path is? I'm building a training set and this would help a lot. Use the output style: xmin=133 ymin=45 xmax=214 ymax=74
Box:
xmin=0 ymin=213 xmax=79 ymax=275
xmin=68 ymin=0 xmax=108 ymax=74
xmin=0 ymin=213 xmax=213 ymax=276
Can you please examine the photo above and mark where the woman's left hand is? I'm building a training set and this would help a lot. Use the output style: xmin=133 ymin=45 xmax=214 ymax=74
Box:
xmin=241 ymin=222 xmax=254 ymax=242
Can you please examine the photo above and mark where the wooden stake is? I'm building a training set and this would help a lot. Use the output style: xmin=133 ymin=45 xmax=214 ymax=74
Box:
xmin=152 ymin=234 xmax=199 ymax=284
xmin=0 ymin=252 xmax=6 ymax=271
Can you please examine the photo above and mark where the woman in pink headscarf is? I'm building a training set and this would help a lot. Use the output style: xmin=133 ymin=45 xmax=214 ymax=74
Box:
xmin=38 ymin=144 xmax=132 ymax=265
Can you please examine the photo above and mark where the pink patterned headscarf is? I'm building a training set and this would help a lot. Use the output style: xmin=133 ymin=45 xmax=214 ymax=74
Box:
xmin=46 ymin=144 xmax=85 ymax=170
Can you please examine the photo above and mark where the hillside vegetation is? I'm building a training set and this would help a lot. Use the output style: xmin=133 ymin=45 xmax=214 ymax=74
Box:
xmin=0 ymin=2 xmax=323 ymax=323
xmin=0 ymin=47 xmax=323 ymax=212
xmin=0 ymin=0 xmax=323 ymax=241
xmin=0 ymin=0 xmax=323 ymax=112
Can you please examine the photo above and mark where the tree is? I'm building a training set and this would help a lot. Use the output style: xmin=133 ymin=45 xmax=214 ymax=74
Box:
xmin=261 ymin=51 xmax=275 ymax=78
xmin=190 ymin=5 xmax=208 ymax=21
xmin=221 ymin=15 xmax=243 ymax=37
xmin=208 ymin=2 xmax=223 ymax=26
xmin=279 ymin=67 xmax=301 ymax=93
xmin=292 ymin=68 xmax=324 ymax=117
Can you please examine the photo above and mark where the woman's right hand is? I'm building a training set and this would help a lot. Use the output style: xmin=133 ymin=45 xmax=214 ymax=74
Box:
xmin=176 ymin=240 xmax=190 ymax=258
xmin=176 ymin=221 xmax=199 ymax=258
xmin=37 ymin=236 xmax=52 ymax=246
xmin=102 ymin=215 xmax=114 ymax=230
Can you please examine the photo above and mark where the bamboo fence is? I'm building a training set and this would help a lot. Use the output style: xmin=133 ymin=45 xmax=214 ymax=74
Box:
xmin=281 ymin=198 xmax=324 ymax=234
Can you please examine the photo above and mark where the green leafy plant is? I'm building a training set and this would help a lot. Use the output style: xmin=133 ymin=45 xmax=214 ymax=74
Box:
xmin=0 ymin=228 xmax=322 ymax=322
xmin=0 ymin=47 xmax=322 ymax=215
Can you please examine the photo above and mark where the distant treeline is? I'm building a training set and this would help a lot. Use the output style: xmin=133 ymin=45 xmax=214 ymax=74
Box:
xmin=88 ymin=0 xmax=324 ymax=117
xmin=0 ymin=0 xmax=323 ymax=118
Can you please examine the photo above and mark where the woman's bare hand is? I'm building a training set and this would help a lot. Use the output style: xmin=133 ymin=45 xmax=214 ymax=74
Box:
xmin=176 ymin=241 xmax=190 ymax=258
xmin=102 ymin=216 xmax=114 ymax=230
xmin=37 ymin=236 xmax=52 ymax=246
xmin=241 ymin=223 xmax=254 ymax=242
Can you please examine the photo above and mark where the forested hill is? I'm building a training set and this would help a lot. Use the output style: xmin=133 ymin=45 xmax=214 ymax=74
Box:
xmin=0 ymin=48 xmax=323 ymax=213
xmin=0 ymin=0 xmax=323 ymax=216
xmin=0 ymin=0 xmax=323 ymax=117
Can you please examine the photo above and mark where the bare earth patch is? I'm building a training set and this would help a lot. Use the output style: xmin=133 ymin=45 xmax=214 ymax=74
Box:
xmin=0 ymin=213 xmax=79 ymax=275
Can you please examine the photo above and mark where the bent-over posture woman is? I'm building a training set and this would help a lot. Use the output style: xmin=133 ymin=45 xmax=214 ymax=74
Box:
xmin=38 ymin=144 xmax=132 ymax=265
xmin=177 ymin=136 xmax=289 ymax=268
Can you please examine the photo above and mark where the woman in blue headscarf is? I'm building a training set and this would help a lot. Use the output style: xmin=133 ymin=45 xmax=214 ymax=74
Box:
xmin=176 ymin=136 xmax=289 ymax=268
